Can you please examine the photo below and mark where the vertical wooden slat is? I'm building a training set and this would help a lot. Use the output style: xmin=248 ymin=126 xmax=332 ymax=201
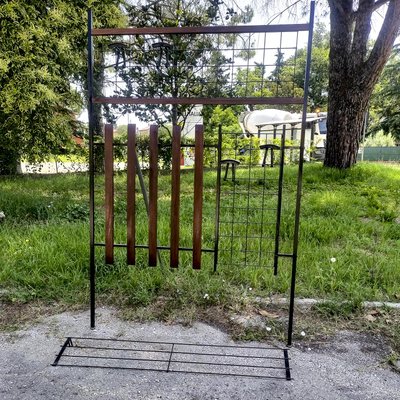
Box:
xmin=170 ymin=125 xmax=181 ymax=268
xmin=193 ymin=125 xmax=204 ymax=269
xmin=104 ymin=124 xmax=114 ymax=264
xmin=148 ymin=125 xmax=158 ymax=266
xmin=127 ymin=124 xmax=136 ymax=265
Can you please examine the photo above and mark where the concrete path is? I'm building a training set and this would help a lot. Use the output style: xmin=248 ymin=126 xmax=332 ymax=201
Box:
xmin=0 ymin=308 xmax=399 ymax=400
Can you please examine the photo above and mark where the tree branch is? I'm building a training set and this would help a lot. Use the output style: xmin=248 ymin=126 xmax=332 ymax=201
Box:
xmin=328 ymin=0 xmax=350 ymax=20
xmin=372 ymin=0 xmax=390 ymax=12
xmin=364 ymin=0 xmax=400 ymax=88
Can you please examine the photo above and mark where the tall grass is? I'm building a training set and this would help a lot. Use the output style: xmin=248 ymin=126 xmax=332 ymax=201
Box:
xmin=0 ymin=163 xmax=399 ymax=312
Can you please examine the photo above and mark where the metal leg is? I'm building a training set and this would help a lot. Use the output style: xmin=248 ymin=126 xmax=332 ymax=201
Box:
xmin=224 ymin=163 xmax=229 ymax=181
xmin=262 ymin=149 xmax=267 ymax=167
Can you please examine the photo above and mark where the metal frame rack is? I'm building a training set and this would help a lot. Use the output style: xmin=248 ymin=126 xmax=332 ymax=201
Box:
xmin=52 ymin=0 xmax=316 ymax=381
xmin=52 ymin=337 xmax=291 ymax=381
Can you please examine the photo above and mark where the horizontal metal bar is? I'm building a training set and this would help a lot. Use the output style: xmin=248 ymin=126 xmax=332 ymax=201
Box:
xmin=93 ymin=143 xmax=218 ymax=149
xmin=219 ymin=221 xmax=264 ymax=225
xmin=63 ymin=353 xmax=286 ymax=371
xmin=55 ymin=363 xmax=288 ymax=380
xmin=221 ymin=192 xmax=279 ymax=196
xmin=220 ymin=207 xmax=277 ymax=211
xmin=169 ymin=360 xmax=286 ymax=370
xmin=218 ymin=263 xmax=275 ymax=269
xmin=277 ymin=253 xmax=294 ymax=258
xmin=68 ymin=337 xmax=287 ymax=351
xmin=71 ymin=345 xmax=288 ymax=361
xmin=94 ymin=243 xmax=215 ymax=253
xmin=93 ymin=97 xmax=304 ymax=106
xmin=92 ymin=24 xmax=309 ymax=36
xmin=63 ymin=353 xmax=167 ymax=363
xmin=219 ymin=235 xmax=269 ymax=240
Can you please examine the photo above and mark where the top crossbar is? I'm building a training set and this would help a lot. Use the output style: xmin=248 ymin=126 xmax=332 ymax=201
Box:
xmin=91 ymin=23 xmax=310 ymax=36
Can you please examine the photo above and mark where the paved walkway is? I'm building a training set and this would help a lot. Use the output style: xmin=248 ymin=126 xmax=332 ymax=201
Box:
xmin=1 ymin=308 xmax=399 ymax=400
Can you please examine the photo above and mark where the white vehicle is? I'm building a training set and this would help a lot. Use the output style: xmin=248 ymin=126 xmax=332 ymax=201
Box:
xmin=239 ymin=109 xmax=327 ymax=161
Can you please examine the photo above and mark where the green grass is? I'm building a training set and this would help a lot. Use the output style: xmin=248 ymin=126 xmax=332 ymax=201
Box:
xmin=0 ymin=162 xmax=399 ymax=316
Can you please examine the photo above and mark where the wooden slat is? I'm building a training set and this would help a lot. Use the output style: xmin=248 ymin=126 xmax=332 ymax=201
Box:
xmin=93 ymin=96 xmax=304 ymax=106
xmin=170 ymin=125 xmax=181 ymax=268
xmin=104 ymin=124 xmax=114 ymax=264
xmin=193 ymin=125 xmax=204 ymax=269
xmin=148 ymin=125 xmax=158 ymax=267
xmin=127 ymin=124 xmax=136 ymax=265
xmin=91 ymin=23 xmax=309 ymax=36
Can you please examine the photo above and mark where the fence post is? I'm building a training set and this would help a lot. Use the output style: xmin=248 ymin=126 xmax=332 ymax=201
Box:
xmin=104 ymin=124 xmax=114 ymax=264
xmin=127 ymin=124 xmax=136 ymax=265
xmin=170 ymin=125 xmax=181 ymax=268
xmin=149 ymin=125 xmax=158 ymax=266
xmin=193 ymin=125 xmax=204 ymax=269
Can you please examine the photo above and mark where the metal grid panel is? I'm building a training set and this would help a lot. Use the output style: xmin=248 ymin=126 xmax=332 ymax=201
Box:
xmin=217 ymin=128 xmax=297 ymax=270
xmin=93 ymin=26 xmax=307 ymax=111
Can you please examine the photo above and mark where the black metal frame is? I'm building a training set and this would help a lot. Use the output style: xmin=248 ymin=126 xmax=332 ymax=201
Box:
xmin=53 ymin=337 xmax=291 ymax=381
xmin=87 ymin=1 xmax=315 ymax=348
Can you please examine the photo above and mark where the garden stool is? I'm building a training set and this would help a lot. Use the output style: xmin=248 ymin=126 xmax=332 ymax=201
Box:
xmin=220 ymin=159 xmax=240 ymax=181
xmin=260 ymin=144 xmax=280 ymax=167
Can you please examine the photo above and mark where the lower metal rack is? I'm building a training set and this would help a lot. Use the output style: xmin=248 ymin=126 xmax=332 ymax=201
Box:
xmin=52 ymin=337 xmax=291 ymax=381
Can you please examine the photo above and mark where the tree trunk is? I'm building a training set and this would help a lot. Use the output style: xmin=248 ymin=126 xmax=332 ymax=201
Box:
xmin=324 ymin=0 xmax=400 ymax=169
xmin=0 ymin=147 xmax=21 ymax=175
xmin=324 ymin=89 xmax=368 ymax=168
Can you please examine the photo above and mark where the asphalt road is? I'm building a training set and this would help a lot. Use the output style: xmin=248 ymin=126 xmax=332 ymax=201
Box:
xmin=0 ymin=308 xmax=399 ymax=400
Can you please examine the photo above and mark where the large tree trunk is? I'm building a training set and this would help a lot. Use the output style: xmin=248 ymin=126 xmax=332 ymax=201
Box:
xmin=324 ymin=0 xmax=400 ymax=169
xmin=325 ymin=91 xmax=368 ymax=168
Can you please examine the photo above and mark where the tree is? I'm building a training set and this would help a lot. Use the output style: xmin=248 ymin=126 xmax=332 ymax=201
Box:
xmin=112 ymin=0 xmax=253 ymax=134
xmin=259 ymin=0 xmax=400 ymax=168
xmin=324 ymin=0 xmax=400 ymax=168
xmin=0 ymin=0 xmax=124 ymax=174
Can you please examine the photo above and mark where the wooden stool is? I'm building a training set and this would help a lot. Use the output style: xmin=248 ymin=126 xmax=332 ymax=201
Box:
xmin=260 ymin=144 xmax=280 ymax=167
xmin=220 ymin=159 xmax=240 ymax=181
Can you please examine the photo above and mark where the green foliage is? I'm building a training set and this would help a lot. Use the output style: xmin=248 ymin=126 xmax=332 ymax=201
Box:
xmin=363 ymin=130 xmax=396 ymax=147
xmin=203 ymin=105 xmax=260 ymax=166
xmin=62 ymin=203 xmax=89 ymax=222
xmin=235 ymin=65 xmax=273 ymax=109
xmin=369 ymin=46 xmax=400 ymax=142
xmin=313 ymin=299 xmax=363 ymax=319
xmin=0 ymin=0 xmax=125 ymax=174
xmin=278 ymin=23 xmax=329 ymax=111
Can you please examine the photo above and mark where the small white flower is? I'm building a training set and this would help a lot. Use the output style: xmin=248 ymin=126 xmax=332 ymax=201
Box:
xmin=266 ymin=327 xmax=272 ymax=332
xmin=300 ymin=331 xmax=306 ymax=337
xmin=0 ymin=211 xmax=5 ymax=218
xmin=330 ymin=257 xmax=337 ymax=263
xmin=203 ymin=293 xmax=209 ymax=300
xmin=248 ymin=287 xmax=252 ymax=291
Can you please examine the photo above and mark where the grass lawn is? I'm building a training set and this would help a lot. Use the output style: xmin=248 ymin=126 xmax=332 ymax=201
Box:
xmin=0 ymin=162 xmax=399 ymax=351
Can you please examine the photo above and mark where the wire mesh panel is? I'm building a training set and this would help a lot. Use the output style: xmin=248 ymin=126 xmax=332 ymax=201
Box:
xmin=92 ymin=24 xmax=309 ymax=116
xmin=217 ymin=126 xmax=300 ymax=270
